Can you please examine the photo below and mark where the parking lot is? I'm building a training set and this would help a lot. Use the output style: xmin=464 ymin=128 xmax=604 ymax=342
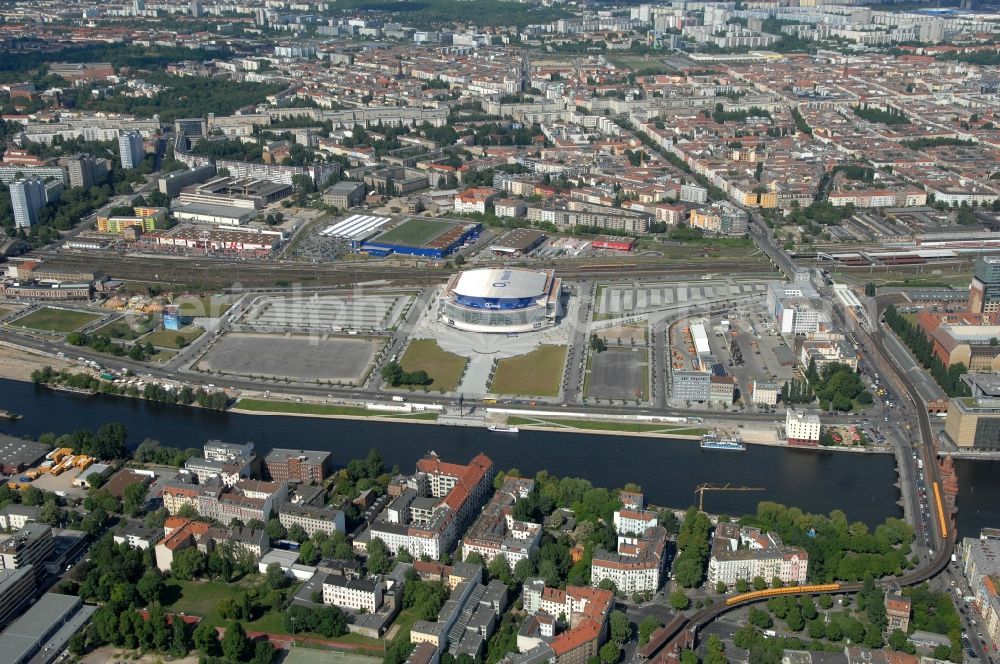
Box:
xmin=242 ymin=293 xmax=412 ymax=333
xmin=196 ymin=332 xmax=383 ymax=383
xmin=587 ymin=347 xmax=648 ymax=400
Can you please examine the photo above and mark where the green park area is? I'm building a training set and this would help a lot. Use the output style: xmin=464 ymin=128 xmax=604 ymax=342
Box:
xmin=506 ymin=415 xmax=705 ymax=435
xmin=12 ymin=307 xmax=102 ymax=333
xmin=399 ymin=339 xmax=467 ymax=392
xmin=91 ymin=316 xmax=154 ymax=341
xmin=174 ymin=295 xmax=231 ymax=318
xmin=489 ymin=345 xmax=566 ymax=397
xmin=142 ymin=326 xmax=204 ymax=349
xmin=236 ymin=399 xmax=438 ymax=422
xmin=236 ymin=399 xmax=374 ymax=417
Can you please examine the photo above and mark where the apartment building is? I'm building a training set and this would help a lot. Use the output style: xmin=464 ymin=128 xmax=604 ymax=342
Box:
xmin=612 ymin=492 xmax=658 ymax=536
xmin=278 ymin=503 xmax=347 ymax=537
xmin=0 ymin=505 xmax=41 ymax=532
xmin=961 ymin=532 xmax=1000 ymax=653
xmin=521 ymin=580 xmax=614 ymax=664
xmin=365 ymin=453 xmax=495 ymax=560
xmin=460 ymin=477 xmax=542 ymax=567
xmin=707 ymin=523 xmax=808 ymax=588
xmin=410 ymin=576 xmax=508 ymax=660
xmin=590 ymin=526 xmax=668 ymax=594
xmin=265 ymin=448 xmax=333 ymax=484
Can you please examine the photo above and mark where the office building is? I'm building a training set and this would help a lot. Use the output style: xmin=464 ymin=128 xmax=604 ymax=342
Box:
xmin=707 ymin=523 xmax=808 ymax=588
xmin=0 ymin=567 xmax=36 ymax=630
xmin=944 ymin=375 xmax=1000 ymax=450
xmin=671 ymin=370 xmax=710 ymax=403
xmin=0 ymin=524 xmax=54 ymax=574
xmin=158 ymin=164 xmax=216 ymax=198
xmin=9 ymin=179 xmax=46 ymax=228
xmin=322 ymin=181 xmax=367 ymax=208
xmin=204 ymin=440 xmax=255 ymax=462
xmin=969 ymin=256 xmax=1000 ymax=314
xmin=786 ymin=408 xmax=821 ymax=446
xmin=767 ymin=281 xmax=830 ymax=336
xmin=265 ymin=448 xmax=333 ymax=484
xmin=0 ymin=593 xmax=97 ymax=664
xmin=118 ymin=130 xmax=144 ymax=169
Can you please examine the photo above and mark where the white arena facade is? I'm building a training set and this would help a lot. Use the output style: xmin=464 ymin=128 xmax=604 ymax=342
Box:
xmin=440 ymin=267 xmax=562 ymax=333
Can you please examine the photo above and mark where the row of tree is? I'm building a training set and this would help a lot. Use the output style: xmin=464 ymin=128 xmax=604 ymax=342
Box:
xmin=883 ymin=305 xmax=971 ymax=397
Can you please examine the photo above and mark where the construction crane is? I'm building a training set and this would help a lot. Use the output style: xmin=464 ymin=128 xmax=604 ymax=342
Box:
xmin=695 ymin=483 xmax=765 ymax=512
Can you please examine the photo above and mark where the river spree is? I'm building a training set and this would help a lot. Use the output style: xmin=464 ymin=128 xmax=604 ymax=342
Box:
xmin=1 ymin=378 xmax=995 ymax=533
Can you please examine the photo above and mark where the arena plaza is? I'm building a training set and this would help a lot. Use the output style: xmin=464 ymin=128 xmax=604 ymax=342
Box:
xmin=439 ymin=267 xmax=562 ymax=333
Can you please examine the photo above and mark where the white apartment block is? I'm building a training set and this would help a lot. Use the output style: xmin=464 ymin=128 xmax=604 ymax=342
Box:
xmin=590 ymin=526 xmax=668 ymax=594
xmin=278 ymin=504 xmax=346 ymax=537
xmin=322 ymin=574 xmax=384 ymax=612
xmin=707 ymin=523 xmax=809 ymax=588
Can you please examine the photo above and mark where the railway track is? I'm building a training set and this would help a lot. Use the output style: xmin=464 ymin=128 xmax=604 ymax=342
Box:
xmin=29 ymin=251 xmax=773 ymax=288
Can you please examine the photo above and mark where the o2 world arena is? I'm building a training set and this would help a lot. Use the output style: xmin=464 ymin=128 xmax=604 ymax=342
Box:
xmin=440 ymin=267 xmax=562 ymax=333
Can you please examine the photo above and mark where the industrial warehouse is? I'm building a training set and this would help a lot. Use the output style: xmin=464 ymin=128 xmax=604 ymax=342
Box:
xmin=439 ymin=267 xmax=562 ymax=334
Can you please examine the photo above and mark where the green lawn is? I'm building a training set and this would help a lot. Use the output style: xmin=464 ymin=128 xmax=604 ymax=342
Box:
xmin=163 ymin=577 xmax=315 ymax=638
xmin=384 ymin=412 xmax=440 ymax=421
xmin=142 ymin=326 xmax=204 ymax=349
xmin=506 ymin=415 xmax=706 ymax=435
xmin=489 ymin=345 xmax=566 ymax=397
xmin=0 ymin=306 xmax=14 ymax=318
xmin=12 ymin=307 xmax=102 ymax=333
xmin=91 ymin=317 xmax=154 ymax=340
xmin=236 ymin=398 xmax=439 ymax=421
xmin=372 ymin=218 xmax=453 ymax=246
xmin=399 ymin=339 xmax=467 ymax=392
xmin=150 ymin=349 xmax=177 ymax=363
xmin=174 ymin=295 xmax=231 ymax=318
xmin=237 ymin=399 xmax=374 ymax=416
xmin=162 ymin=578 xmax=243 ymax=618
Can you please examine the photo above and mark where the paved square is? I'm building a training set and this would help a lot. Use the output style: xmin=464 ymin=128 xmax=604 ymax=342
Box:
xmin=197 ymin=333 xmax=382 ymax=382
xmin=587 ymin=347 xmax=648 ymax=400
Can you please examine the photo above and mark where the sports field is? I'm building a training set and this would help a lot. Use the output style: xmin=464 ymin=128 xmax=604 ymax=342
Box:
xmin=12 ymin=307 xmax=101 ymax=333
xmin=399 ymin=338 xmax=467 ymax=392
xmin=490 ymin=345 xmax=566 ymax=397
xmin=281 ymin=647 xmax=382 ymax=664
xmin=372 ymin=218 xmax=454 ymax=247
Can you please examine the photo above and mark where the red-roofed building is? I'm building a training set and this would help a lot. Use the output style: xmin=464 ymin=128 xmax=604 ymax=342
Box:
xmin=366 ymin=452 xmax=495 ymax=560
xmin=524 ymin=580 xmax=614 ymax=664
